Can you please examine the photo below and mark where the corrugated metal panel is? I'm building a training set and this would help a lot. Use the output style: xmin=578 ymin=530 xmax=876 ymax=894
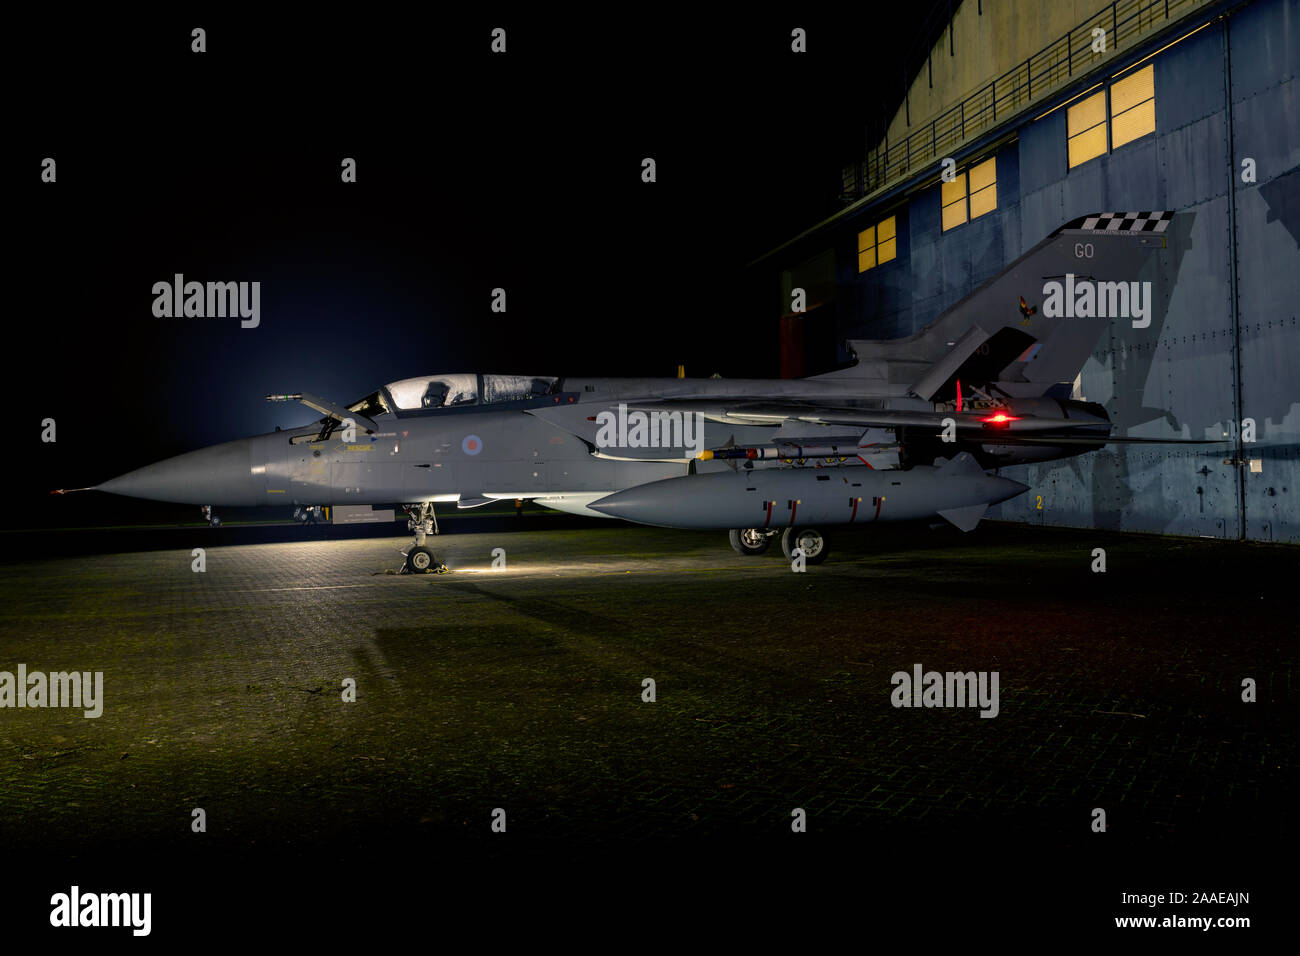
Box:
xmin=1231 ymin=0 xmax=1299 ymax=541
xmin=1105 ymin=135 xmax=1162 ymax=206
xmin=1019 ymin=108 xmax=1067 ymax=197
xmin=1058 ymin=157 xmax=1108 ymax=221
xmin=1019 ymin=181 xmax=1068 ymax=249
xmin=1228 ymin=0 xmax=1299 ymax=99
xmin=1160 ymin=112 xmax=1228 ymax=208
xmin=1155 ymin=20 xmax=1225 ymax=128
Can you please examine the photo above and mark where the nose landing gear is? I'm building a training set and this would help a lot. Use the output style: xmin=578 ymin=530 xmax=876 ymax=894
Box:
xmin=405 ymin=546 xmax=439 ymax=572
xmin=401 ymin=501 xmax=448 ymax=574
xmin=294 ymin=506 xmax=324 ymax=525
xmin=201 ymin=505 xmax=221 ymax=528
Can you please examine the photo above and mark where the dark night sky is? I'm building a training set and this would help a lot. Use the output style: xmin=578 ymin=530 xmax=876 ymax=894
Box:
xmin=12 ymin=9 xmax=940 ymax=525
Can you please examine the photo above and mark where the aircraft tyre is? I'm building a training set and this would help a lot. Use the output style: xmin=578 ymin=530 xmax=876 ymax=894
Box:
xmin=729 ymin=528 xmax=771 ymax=556
xmin=781 ymin=527 xmax=827 ymax=565
xmin=405 ymin=546 xmax=436 ymax=573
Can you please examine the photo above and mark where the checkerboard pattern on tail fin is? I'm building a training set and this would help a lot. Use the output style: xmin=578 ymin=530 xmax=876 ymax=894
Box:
xmin=1065 ymin=210 xmax=1174 ymax=233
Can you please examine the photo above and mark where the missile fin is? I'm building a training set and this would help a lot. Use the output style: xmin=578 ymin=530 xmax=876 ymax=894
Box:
xmin=934 ymin=451 xmax=985 ymax=478
xmin=937 ymin=502 xmax=988 ymax=532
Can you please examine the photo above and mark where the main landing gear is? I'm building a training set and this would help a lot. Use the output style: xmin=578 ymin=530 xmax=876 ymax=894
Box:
xmin=402 ymin=501 xmax=448 ymax=574
xmin=728 ymin=528 xmax=773 ymax=555
xmin=728 ymin=527 xmax=829 ymax=564
xmin=201 ymin=505 xmax=221 ymax=528
xmin=781 ymin=527 xmax=828 ymax=565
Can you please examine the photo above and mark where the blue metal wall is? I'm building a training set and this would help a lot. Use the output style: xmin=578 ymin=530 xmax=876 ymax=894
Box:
xmin=830 ymin=0 xmax=1299 ymax=541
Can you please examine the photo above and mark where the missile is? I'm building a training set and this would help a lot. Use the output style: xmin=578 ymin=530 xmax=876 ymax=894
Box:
xmin=589 ymin=452 xmax=1028 ymax=532
xmin=700 ymin=444 xmax=866 ymax=461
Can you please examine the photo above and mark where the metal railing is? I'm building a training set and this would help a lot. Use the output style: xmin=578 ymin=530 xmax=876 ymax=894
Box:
xmin=841 ymin=0 xmax=1211 ymax=201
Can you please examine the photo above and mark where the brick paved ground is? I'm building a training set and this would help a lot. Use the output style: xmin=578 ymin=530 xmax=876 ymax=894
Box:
xmin=0 ymin=523 xmax=1292 ymax=935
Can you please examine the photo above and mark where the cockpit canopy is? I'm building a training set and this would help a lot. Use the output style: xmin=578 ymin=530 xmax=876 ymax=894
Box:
xmin=387 ymin=373 xmax=479 ymax=410
xmin=382 ymin=374 xmax=560 ymax=411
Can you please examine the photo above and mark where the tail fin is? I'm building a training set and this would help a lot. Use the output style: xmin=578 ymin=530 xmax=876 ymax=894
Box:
xmin=808 ymin=211 xmax=1184 ymax=400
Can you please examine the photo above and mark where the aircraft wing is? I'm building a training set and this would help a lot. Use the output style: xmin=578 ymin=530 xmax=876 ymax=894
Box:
xmin=622 ymin=400 xmax=1105 ymax=434
xmin=524 ymin=397 xmax=1221 ymax=458
xmin=623 ymin=400 xmax=1223 ymax=446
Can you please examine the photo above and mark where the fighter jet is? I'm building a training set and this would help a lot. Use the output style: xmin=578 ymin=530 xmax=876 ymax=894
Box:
xmin=64 ymin=212 xmax=1214 ymax=567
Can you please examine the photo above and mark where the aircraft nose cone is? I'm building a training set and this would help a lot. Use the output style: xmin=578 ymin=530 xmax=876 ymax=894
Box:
xmin=98 ymin=438 xmax=263 ymax=506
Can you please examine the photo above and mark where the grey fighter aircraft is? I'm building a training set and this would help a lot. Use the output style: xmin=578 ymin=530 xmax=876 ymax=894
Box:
xmin=64 ymin=212 xmax=1213 ymax=567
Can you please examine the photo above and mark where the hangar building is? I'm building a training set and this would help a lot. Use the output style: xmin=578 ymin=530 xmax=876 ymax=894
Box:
xmin=757 ymin=0 xmax=1299 ymax=541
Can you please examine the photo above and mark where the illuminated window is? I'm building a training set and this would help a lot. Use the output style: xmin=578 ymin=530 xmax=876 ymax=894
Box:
xmin=1068 ymin=90 xmax=1108 ymax=168
xmin=968 ymin=157 xmax=997 ymax=220
xmin=1067 ymin=68 xmax=1156 ymax=168
xmin=1110 ymin=65 xmax=1155 ymax=149
xmin=941 ymin=172 xmax=967 ymax=231
xmin=857 ymin=225 xmax=876 ymax=272
xmin=857 ymin=215 xmax=897 ymax=272
xmin=940 ymin=157 xmax=996 ymax=231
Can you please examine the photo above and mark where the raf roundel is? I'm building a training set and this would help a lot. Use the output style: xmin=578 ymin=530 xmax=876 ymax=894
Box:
xmin=462 ymin=434 xmax=483 ymax=456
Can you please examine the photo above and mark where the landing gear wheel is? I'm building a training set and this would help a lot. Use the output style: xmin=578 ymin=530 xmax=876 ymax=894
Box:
xmin=209 ymin=516 xmax=222 ymax=528
xmin=729 ymin=528 xmax=771 ymax=556
xmin=781 ymin=527 xmax=827 ymax=565
xmin=405 ymin=546 xmax=436 ymax=573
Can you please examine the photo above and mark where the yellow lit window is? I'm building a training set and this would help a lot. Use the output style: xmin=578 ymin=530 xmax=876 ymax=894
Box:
xmin=877 ymin=216 xmax=896 ymax=264
xmin=968 ymin=157 xmax=997 ymax=219
xmin=1066 ymin=70 xmax=1156 ymax=168
xmin=940 ymin=157 xmax=996 ymax=230
xmin=1110 ymin=65 xmax=1155 ymax=149
xmin=941 ymin=173 xmax=967 ymax=231
xmin=1067 ymin=90 xmax=1108 ymax=168
xmin=857 ymin=226 xmax=875 ymax=272
xmin=857 ymin=216 xmax=897 ymax=272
